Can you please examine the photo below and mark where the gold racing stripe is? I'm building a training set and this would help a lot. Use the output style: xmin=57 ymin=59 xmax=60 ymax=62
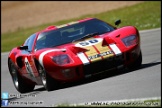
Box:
xmin=74 ymin=38 xmax=114 ymax=63
xmin=83 ymin=37 xmax=102 ymax=62
xmin=73 ymin=37 xmax=101 ymax=62
xmin=84 ymin=45 xmax=101 ymax=62
xmin=93 ymin=40 xmax=114 ymax=59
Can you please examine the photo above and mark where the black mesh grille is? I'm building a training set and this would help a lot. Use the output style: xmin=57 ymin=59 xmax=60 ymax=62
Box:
xmin=83 ymin=54 xmax=124 ymax=75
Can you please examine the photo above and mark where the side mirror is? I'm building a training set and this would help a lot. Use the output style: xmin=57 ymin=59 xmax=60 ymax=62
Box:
xmin=17 ymin=46 xmax=28 ymax=50
xmin=115 ymin=19 xmax=121 ymax=26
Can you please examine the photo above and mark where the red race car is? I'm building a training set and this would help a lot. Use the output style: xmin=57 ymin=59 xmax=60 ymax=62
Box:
xmin=8 ymin=18 xmax=142 ymax=93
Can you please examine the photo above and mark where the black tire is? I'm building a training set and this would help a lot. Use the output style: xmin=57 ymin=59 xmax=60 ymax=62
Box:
xmin=37 ymin=63 xmax=59 ymax=91
xmin=8 ymin=59 xmax=35 ymax=93
xmin=127 ymin=51 xmax=142 ymax=70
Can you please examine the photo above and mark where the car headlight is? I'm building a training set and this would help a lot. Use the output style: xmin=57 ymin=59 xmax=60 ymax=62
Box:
xmin=52 ymin=54 xmax=72 ymax=65
xmin=122 ymin=35 xmax=137 ymax=47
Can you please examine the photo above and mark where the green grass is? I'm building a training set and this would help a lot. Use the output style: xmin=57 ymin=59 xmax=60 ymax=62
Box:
xmin=1 ymin=1 xmax=161 ymax=52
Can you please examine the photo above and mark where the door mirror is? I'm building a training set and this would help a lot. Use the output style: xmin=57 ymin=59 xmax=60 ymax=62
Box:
xmin=115 ymin=19 xmax=121 ymax=26
xmin=17 ymin=46 xmax=28 ymax=50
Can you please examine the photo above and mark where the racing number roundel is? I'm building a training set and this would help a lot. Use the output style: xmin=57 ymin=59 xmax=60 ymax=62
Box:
xmin=75 ymin=38 xmax=103 ymax=47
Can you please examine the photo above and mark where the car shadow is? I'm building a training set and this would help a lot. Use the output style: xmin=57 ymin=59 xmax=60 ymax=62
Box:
xmin=8 ymin=61 xmax=160 ymax=101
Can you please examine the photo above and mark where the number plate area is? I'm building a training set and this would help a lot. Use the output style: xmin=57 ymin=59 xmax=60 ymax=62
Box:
xmin=83 ymin=54 xmax=124 ymax=76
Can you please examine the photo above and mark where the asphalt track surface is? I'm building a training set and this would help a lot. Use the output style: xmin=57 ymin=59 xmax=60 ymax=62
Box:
xmin=1 ymin=28 xmax=161 ymax=107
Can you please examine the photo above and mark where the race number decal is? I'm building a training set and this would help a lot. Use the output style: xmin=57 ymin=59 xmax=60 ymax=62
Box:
xmin=24 ymin=57 xmax=35 ymax=77
xmin=75 ymin=38 xmax=103 ymax=47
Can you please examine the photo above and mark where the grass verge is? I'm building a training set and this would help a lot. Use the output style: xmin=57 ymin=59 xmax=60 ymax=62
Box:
xmin=1 ymin=1 xmax=161 ymax=52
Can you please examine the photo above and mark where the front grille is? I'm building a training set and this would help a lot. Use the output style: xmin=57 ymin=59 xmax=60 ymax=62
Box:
xmin=83 ymin=54 xmax=124 ymax=75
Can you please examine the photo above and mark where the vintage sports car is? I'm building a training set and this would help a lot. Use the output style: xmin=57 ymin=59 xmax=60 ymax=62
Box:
xmin=8 ymin=18 xmax=142 ymax=93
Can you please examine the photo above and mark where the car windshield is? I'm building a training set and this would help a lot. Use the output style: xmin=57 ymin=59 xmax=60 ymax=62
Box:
xmin=35 ymin=18 xmax=115 ymax=50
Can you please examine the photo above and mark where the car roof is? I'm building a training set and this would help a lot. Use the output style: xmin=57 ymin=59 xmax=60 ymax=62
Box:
xmin=39 ymin=17 xmax=95 ymax=33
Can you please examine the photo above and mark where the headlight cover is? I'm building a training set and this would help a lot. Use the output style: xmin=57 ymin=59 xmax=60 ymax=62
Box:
xmin=52 ymin=54 xmax=72 ymax=65
xmin=122 ymin=35 xmax=137 ymax=47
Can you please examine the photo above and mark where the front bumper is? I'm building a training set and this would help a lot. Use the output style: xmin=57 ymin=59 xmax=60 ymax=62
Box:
xmin=83 ymin=53 xmax=124 ymax=76
xmin=48 ymin=45 xmax=141 ymax=83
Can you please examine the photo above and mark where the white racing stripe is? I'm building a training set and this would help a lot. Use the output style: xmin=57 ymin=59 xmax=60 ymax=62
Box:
xmin=77 ymin=52 xmax=90 ymax=65
xmin=109 ymin=44 xmax=122 ymax=56
xmin=39 ymin=49 xmax=66 ymax=67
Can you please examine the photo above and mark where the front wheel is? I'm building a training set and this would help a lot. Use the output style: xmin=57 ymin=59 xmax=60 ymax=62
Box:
xmin=8 ymin=59 xmax=35 ymax=93
xmin=127 ymin=51 xmax=142 ymax=70
xmin=37 ymin=63 xmax=59 ymax=91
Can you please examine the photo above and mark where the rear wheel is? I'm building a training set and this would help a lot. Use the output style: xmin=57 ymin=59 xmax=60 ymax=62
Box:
xmin=127 ymin=51 xmax=142 ymax=70
xmin=37 ymin=63 xmax=59 ymax=91
xmin=8 ymin=59 xmax=35 ymax=93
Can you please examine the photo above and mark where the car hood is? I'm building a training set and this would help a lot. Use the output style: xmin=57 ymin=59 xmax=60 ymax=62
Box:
xmin=35 ymin=32 xmax=122 ymax=66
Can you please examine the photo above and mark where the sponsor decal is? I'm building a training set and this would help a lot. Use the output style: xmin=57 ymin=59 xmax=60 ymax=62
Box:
xmin=88 ymin=50 xmax=113 ymax=60
xmin=24 ymin=57 xmax=35 ymax=77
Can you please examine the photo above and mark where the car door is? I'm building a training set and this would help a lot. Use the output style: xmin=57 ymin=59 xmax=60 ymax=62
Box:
xmin=22 ymin=34 xmax=40 ymax=83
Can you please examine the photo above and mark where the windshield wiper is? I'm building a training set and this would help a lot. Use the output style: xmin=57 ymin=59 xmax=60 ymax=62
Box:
xmin=72 ymin=32 xmax=99 ymax=42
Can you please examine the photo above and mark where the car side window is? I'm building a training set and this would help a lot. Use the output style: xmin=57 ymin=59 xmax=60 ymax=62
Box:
xmin=24 ymin=33 xmax=37 ymax=52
